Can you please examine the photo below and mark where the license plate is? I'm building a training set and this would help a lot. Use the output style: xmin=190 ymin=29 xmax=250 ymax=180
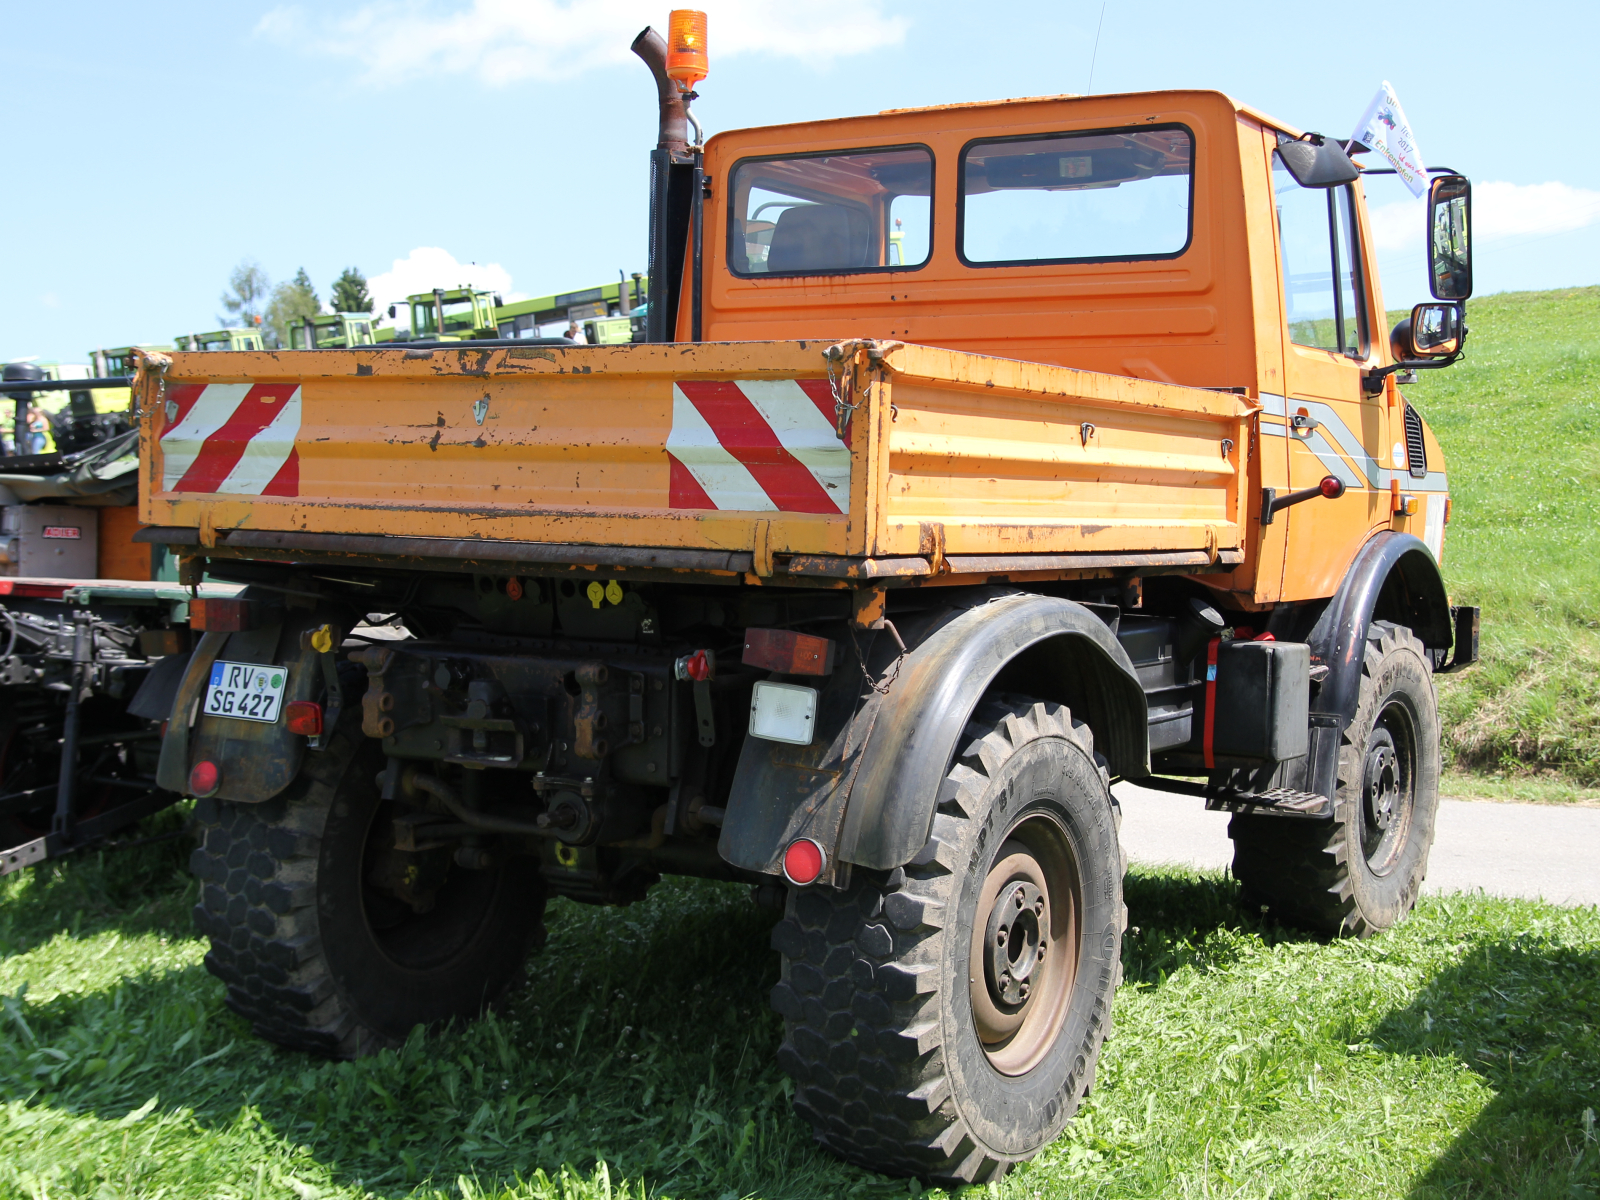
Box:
xmin=204 ymin=660 xmax=287 ymax=724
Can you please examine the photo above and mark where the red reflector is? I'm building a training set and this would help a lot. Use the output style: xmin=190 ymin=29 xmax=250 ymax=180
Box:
xmin=190 ymin=598 xmax=255 ymax=633
xmin=782 ymin=838 xmax=825 ymax=886
xmin=188 ymin=760 xmax=221 ymax=797
xmin=1319 ymin=475 xmax=1345 ymax=499
xmin=743 ymin=628 xmax=836 ymax=676
xmin=285 ymin=700 xmax=323 ymax=736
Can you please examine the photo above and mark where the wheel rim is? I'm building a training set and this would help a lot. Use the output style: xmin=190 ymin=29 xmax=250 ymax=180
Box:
xmin=967 ymin=814 xmax=1082 ymax=1077
xmin=359 ymin=800 xmax=502 ymax=972
xmin=1360 ymin=701 xmax=1417 ymax=875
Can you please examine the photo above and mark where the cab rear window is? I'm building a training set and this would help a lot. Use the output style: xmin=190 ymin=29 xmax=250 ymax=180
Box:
xmin=727 ymin=145 xmax=932 ymax=277
xmin=959 ymin=125 xmax=1194 ymax=266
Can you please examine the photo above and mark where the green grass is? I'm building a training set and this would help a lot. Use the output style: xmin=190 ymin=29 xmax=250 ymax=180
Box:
xmin=1401 ymin=287 xmax=1600 ymax=791
xmin=2 ymin=825 xmax=1596 ymax=1199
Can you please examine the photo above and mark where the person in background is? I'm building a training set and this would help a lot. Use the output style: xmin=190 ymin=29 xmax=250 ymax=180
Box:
xmin=565 ymin=323 xmax=586 ymax=344
xmin=26 ymin=405 xmax=53 ymax=454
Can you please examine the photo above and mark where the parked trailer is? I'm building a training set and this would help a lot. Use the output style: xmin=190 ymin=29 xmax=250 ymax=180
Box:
xmin=132 ymin=16 xmax=1478 ymax=1185
xmin=0 ymin=372 xmax=236 ymax=873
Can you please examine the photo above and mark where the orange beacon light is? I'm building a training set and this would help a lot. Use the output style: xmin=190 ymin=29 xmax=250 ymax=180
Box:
xmin=666 ymin=10 xmax=708 ymax=89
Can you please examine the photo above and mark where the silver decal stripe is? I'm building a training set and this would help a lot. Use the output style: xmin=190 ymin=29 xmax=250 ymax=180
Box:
xmin=1260 ymin=393 xmax=1449 ymax=493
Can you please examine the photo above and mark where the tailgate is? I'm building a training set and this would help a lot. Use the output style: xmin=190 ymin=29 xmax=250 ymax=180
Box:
xmin=138 ymin=340 xmax=1250 ymax=572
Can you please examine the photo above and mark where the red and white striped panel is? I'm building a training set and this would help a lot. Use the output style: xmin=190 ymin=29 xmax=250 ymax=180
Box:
xmin=666 ymin=379 xmax=848 ymax=514
xmin=160 ymin=383 xmax=301 ymax=497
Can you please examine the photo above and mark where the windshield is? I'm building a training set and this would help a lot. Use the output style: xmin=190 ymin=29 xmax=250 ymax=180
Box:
xmin=728 ymin=145 xmax=932 ymax=276
xmin=960 ymin=126 xmax=1193 ymax=265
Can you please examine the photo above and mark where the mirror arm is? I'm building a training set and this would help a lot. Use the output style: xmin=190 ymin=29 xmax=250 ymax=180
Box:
xmin=1362 ymin=346 xmax=1466 ymax=395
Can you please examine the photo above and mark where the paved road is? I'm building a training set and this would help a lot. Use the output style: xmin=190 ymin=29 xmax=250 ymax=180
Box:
xmin=1115 ymin=782 xmax=1600 ymax=908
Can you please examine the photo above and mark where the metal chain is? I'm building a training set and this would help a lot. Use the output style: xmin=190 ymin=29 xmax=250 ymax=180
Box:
xmin=826 ymin=351 xmax=858 ymax=441
xmin=848 ymin=622 xmax=906 ymax=696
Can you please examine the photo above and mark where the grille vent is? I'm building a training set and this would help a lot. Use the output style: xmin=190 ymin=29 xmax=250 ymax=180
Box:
xmin=1403 ymin=403 xmax=1428 ymax=478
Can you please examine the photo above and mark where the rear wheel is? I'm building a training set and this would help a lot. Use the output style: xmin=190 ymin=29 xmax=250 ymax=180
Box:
xmin=1229 ymin=621 xmax=1440 ymax=936
xmin=768 ymin=696 xmax=1125 ymax=1184
xmin=189 ymin=714 xmax=545 ymax=1055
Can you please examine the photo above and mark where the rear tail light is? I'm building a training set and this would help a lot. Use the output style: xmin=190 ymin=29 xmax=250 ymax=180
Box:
xmin=285 ymin=701 xmax=323 ymax=736
xmin=188 ymin=760 xmax=221 ymax=797
xmin=782 ymin=837 xmax=825 ymax=886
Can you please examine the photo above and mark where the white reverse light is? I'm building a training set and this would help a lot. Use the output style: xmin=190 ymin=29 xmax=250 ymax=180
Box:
xmin=749 ymin=680 xmax=817 ymax=745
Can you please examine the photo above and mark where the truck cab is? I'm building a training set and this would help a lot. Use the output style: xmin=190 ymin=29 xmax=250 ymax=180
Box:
xmin=692 ymin=89 xmax=1460 ymax=608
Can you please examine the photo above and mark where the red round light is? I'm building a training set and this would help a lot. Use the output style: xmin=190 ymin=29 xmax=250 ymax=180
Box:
xmin=188 ymin=760 xmax=221 ymax=797
xmin=782 ymin=838 xmax=825 ymax=886
xmin=1319 ymin=475 xmax=1345 ymax=499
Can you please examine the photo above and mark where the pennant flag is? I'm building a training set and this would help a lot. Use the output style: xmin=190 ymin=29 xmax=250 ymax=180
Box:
xmin=1353 ymin=81 xmax=1428 ymax=197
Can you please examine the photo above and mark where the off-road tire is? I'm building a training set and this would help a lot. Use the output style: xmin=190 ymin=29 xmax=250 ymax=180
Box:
xmin=1229 ymin=621 xmax=1440 ymax=936
xmin=768 ymin=696 xmax=1126 ymax=1185
xmin=188 ymin=713 xmax=545 ymax=1056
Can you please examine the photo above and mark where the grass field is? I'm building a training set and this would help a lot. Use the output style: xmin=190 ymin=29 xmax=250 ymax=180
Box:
xmin=1404 ymin=287 xmax=1600 ymax=794
xmin=2 ymin=815 xmax=1595 ymax=1200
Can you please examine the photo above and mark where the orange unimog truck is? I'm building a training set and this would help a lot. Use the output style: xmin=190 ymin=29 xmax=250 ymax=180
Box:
xmin=132 ymin=16 xmax=1478 ymax=1185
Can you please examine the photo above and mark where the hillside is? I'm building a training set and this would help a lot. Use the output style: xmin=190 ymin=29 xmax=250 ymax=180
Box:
xmin=1398 ymin=286 xmax=1600 ymax=794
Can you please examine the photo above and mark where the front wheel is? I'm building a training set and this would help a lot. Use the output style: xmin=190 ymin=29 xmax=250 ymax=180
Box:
xmin=1230 ymin=621 xmax=1441 ymax=936
xmin=769 ymin=696 xmax=1125 ymax=1184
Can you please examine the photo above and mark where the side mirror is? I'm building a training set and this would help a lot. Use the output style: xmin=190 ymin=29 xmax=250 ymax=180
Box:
xmin=387 ymin=304 xmax=397 ymax=318
xmin=1393 ymin=302 xmax=1463 ymax=360
xmin=1428 ymin=175 xmax=1472 ymax=300
xmin=1275 ymin=133 xmax=1360 ymax=188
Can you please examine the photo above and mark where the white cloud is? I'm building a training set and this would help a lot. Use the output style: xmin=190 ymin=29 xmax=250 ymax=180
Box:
xmin=1368 ymin=180 xmax=1600 ymax=253
xmin=256 ymin=0 xmax=909 ymax=87
xmin=367 ymin=247 xmax=523 ymax=325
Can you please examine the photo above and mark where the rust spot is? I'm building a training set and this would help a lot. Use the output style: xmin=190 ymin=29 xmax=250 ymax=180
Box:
xmin=355 ymin=363 xmax=373 ymax=376
xmin=429 ymin=431 xmax=441 ymax=451
xmin=436 ymin=413 xmax=445 ymax=427
xmin=472 ymin=436 xmax=486 ymax=448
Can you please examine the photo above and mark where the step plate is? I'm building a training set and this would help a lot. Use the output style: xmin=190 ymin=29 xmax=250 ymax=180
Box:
xmin=1206 ymin=787 xmax=1333 ymax=820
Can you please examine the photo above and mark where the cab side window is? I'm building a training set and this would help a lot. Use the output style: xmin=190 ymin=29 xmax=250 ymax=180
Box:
xmin=1274 ymin=153 xmax=1367 ymax=356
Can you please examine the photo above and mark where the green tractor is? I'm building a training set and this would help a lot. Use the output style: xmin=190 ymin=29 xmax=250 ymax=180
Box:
xmin=377 ymin=287 xmax=502 ymax=343
xmin=174 ymin=328 xmax=266 ymax=352
xmin=286 ymin=313 xmax=378 ymax=350
xmin=377 ymin=275 xmax=649 ymax=345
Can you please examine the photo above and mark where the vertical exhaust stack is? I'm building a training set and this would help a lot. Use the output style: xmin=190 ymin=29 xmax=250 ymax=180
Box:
xmin=632 ymin=17 xmax=705 ymax=343
xmin=632 ymin=26 xmax=690 ymax=158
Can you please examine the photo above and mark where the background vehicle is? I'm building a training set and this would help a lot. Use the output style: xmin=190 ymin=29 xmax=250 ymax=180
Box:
xmin=175 ymin=328 xmax=265 ymax=352
xmin=378 ymin=276 xmax=648 ymax=344
xmin=0 ymin=364 xmax=226 ymax=874
xmin=287 ymin=314 xmax=378 ymax=350
xmin=134 ymin=18 xmax=1478 ymax=1186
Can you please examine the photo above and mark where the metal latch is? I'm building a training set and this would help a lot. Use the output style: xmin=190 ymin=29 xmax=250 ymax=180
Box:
xmin=675 ymin=649 xmax=716 ymax=747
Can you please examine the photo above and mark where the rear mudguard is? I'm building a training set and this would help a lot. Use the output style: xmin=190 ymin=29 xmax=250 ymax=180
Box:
xmin=155 ymin=606 xmax=336 ymax=802
xmin=719 ymin=591 xmax=1147 ymax=880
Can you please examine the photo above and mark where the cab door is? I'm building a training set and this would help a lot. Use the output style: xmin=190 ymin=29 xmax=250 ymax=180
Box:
xmin=1272 ymin=153 xmax=1391 ymax=600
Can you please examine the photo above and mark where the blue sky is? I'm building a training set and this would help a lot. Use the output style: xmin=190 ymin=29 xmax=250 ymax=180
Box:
xmin=5 ymin=0 xmax=1597 ymax=365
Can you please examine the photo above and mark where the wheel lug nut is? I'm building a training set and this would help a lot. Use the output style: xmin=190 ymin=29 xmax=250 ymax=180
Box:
xmin=1019 ymin=982 xmax=1030 ymax=999
xmin=1037 ymin=944 xmax=1046 ymax=960
xmin=995 ymin=928 xmax=1006 ymax=944
xmin=1034 ymin=899 xmax=1044 ymax=915
xmin=1014 ymin=892 xmax=1024 ymax=908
